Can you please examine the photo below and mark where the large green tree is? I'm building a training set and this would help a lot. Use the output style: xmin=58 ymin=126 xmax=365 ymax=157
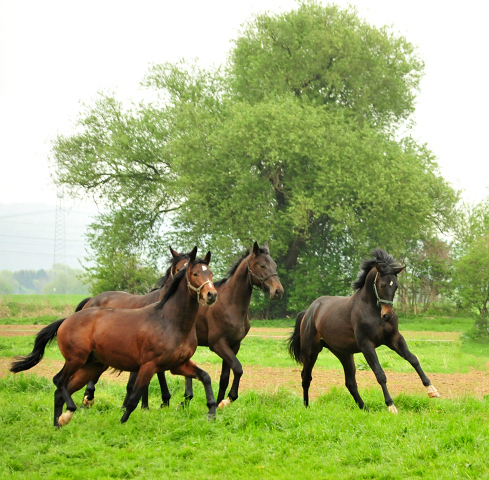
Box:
xmin=53 ymin=2 xmax=457 ymax=313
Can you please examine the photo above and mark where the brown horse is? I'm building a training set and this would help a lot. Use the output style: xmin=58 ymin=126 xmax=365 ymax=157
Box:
xmin=77 ymin=247 xmax=191 ymax=408
xmin=288 ymin=248 xmax=440 ymax=413
xmin=125 ymin=242 xmax=284 ymax=409
xmin=75 ymin=247 xmax=190 ymax=312
xmin=11 ymin=247 xmax=218 ymax=427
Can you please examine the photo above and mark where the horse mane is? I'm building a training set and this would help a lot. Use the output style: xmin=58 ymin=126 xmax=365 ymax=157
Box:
xmin=214 ymin=246 xmax=268 ymax=287
xmin=352 ymin=248 xmax=400 ymax=290
xmin=155 ymin=259 xmax=208 ymax=309
xmin=156 ymin=251 xmax=191 ymax=288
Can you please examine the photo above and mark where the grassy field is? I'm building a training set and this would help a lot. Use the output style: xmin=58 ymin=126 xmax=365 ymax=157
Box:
xmin=1 ymin=375 xmax=488 ymax=479
xmin=1 ymin=295 xmax=489 ymax=479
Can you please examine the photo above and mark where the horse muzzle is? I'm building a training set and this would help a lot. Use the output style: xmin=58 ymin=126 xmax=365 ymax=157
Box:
xmin=202 ymin=289 xmax=218 ymax=306
xmin=269 ymin=284 xmax=284 ymax=300
xmin=380 ymin=303 xmax=394 ymax=321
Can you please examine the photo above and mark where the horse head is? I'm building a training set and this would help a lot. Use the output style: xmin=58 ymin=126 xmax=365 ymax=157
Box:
xmin=186 ymin=247 xmax=218 ymax=306
xmin=373 ymin=261 xmax=405 ymax=320
xmin=247 ymin=241 xmax=284 ymax=300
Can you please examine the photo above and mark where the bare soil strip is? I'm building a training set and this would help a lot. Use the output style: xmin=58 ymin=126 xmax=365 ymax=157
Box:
xmin=2 ymin=325 xmax=486 ymax=401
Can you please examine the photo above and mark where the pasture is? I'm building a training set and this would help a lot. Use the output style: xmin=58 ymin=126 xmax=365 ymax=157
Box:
xmin=1 ymin=295 xmax=489 ymax=478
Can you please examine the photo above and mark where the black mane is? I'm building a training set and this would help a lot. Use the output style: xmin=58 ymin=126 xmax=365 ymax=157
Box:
xmin=155 ymin=259 xmax=209 ymax=309
xmin=214 ymin=246 xmax=268 ymax=287
xmin=352 ymin=248 xmax=400 ymax=290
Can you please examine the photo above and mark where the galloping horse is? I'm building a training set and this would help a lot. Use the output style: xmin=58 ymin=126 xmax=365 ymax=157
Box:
xmin=76 ymin=247 xmax=191 ymax=408
xmin=288 ymin=248 xmax=440 ymax=413
xmin=125 ymin=242 xmax=284 ymax=409
xmin=11 ymin=247 xmax=218 ymax=427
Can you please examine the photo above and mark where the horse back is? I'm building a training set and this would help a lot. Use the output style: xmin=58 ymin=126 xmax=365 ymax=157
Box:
xmin=83 ymin=290 xmax=161 ymax=309
xmin=305 ymin=295 xmax=359 ymax=353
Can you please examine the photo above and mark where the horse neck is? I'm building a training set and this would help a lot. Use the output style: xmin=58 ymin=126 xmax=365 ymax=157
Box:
xmin=361 ymin=269 xmax=379 ymax=307
xmin=220 ymin=256 xmax=254 ymax=309
xmin=162 ymin=275 xmax=201 ymax=333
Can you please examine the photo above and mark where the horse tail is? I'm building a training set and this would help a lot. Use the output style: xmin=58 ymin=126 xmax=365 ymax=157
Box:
xmin=74 ymin=297 xmax=92 ymax=312
xmin=288 ymin=310 xmax=306 ymax=365
xmin=10 ymin=318 xmax=66 ymax=373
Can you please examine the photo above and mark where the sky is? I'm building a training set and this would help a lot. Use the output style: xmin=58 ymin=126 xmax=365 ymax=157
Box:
xmin=1 ymin=0 xmax=488 ymax=270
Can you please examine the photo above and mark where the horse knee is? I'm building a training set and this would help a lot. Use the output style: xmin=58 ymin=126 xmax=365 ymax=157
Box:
xmin=233 ymin=365 xmax=243 ymax=378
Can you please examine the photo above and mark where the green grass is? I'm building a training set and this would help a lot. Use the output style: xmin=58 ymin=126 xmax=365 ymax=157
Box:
xmin=0 ymin=375 xmax=488 ymax=479
xmin=0 ymin=294 xmax=88 ymax=324
xmin=3 ymin=326 xmax=488 ymax=377
xmin=250 ymin=315 xmax=476 ymax=332
xmin=2 ymin=303 xmax=489 ymax=479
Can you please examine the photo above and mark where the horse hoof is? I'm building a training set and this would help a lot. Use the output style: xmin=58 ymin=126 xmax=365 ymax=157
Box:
xmin=83 ymin=396 xmax=94 ymax=407
xmin=427 ymin=385 xmax=441 ymax=398
xmin=388 ymin=405 xmax=398 ymax=414
xmin=218 ymin=398 xmax=232 ymax=409
xmin=58 ymin=410 xmax=74 ymax=426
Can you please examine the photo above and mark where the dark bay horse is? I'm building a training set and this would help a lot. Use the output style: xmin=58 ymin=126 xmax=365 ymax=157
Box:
xmin=288 ymin=248 xmax=440 ymax=413
xmin=11 ymin=247 xmax=218 ymax=427
xmin=125 ymin=242 xmax=284 ymax=409
xmin=76 ymin=247 xmax=191 ymax=408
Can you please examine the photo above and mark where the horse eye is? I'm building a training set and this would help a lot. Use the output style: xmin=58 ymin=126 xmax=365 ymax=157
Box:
xmin=193 ymin=272 xmax=198 ymax=277
xmin=260 ymin=265 xmax=266 ymax=269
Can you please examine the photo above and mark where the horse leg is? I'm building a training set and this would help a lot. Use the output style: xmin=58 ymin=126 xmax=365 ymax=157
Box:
xmin=156 ymin=371 xmax=171 ymax=407
xmin=122 ymin=372 xmax=150 ymax=409
xmin=301 ymin=350 xmax=320 ymax=408
xmin=82 ymin=377 xmax=100 ymax=407
xmin=386 ymin=332 xmax=441 ymax=398
xmin=52 ymin=361 xmax=87 ymax=428
xmin=332 ymin=351 xmax=366 ymax=410
xmin=120 ymin=363 xmax=156 ymax=424
xmin=359 ymin=341 xmax=397 ymax=413
xmin=171 ymin=361 xmax=216 ymax=418
xmin=211 ymin=341 xmax=242 ymax=408
xmin=216 ymin=360 xmax=231 ymax=406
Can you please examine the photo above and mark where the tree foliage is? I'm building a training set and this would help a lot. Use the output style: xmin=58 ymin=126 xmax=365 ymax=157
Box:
xmin=454 ymin=233 xmax=489 ymax=315
xmin=53 ymin=2 xmax=458 ymax=315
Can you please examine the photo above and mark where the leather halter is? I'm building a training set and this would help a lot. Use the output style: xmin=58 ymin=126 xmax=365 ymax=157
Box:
xmin=186 ymin=266 xmax=213 ymax=304
xmin=373 ymin=271 xmax=394 ymax=307
xmin=246 ymin=257 xmax=278 ymax=291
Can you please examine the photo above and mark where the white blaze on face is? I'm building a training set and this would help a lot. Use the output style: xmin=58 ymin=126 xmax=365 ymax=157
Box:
xmin=390 ymin=280 xmax=393 ymax=286
xmin=202 ymin=265 xmax=208 ymax=271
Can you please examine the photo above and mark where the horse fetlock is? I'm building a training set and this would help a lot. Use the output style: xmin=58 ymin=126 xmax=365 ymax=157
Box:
xmin=218 ymin=398 xmax=232 ymax=409
xmin=427 ymin=385 xmax=441 ymax=398
xmin=58 ymin=410 xmax=74 ymax=426
xmin=83 ymin=395 xmax=94 ymax=407
xmin=387 ymin=405 xmax=398 ymax=414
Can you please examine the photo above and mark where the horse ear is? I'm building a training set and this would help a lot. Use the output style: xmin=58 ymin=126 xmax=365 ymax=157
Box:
xmin=262 ymin=242 xmax=270 ymax=254
xmin=393 ymin=265 xmax=406 ymax=275
xmin=375 ymin=262 xmax=387 ymax=274
xmin=252 ymin=241 xmax=260 ymax=256
xmin=169 ymin=246 xmax=179 ymax=258
xmin=203 ymin=251 xmax=211 ymax=264
xmin=189 ymin=246 xmax=197 ymax=263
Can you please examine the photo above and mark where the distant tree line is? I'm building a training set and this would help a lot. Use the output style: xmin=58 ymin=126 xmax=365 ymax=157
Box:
xmin=0 ymin=264 xmax=89 ymax=295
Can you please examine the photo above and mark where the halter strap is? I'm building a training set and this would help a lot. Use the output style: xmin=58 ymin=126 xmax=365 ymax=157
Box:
xmin=246 ymin=257 xmax=279 ymax=291
xmin=373 ymin=272 xmax=394 ymax=307
xmin=186 ymin=267 xmax=212 ymax=304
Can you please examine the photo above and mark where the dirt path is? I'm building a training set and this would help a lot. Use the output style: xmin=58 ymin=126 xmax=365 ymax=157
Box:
xmin=2 ymin=325 xmax=487 ymax=401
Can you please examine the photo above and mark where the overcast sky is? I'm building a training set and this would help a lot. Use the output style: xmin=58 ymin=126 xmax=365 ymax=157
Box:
xmin=1 ymin=0 xmax=488 ymax=210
